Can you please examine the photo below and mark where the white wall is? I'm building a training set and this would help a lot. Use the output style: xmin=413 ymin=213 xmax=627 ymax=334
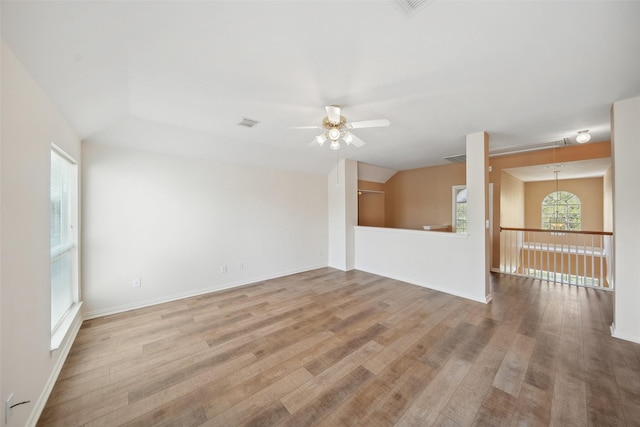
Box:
xmin=611 ymin=95 xmax=640 ymax=344
xmin=466 ymin=132 xmax=491 ymax=299
xmin=0 ymin=41 xmax=3 ymax=427
xmin=82 ymin=142 xmax=328 ymax=317
xmin=327 ymin=159 xmax=357 ymax=271
xmin=355 ymin=132 xmax=491 ymax=303
xmin=355 ymin=227 xmax=484 ymax=301
xmin=1 ymin=40 xmax=83 ymax=426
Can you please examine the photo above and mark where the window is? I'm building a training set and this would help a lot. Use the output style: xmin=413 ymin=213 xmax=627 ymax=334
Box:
xmin=541 ymin=191 xmax=581 ymax=231
xmin=50 ymin=146 xmax=79 ymax=344
xmin=452 ymin=185 xmax=467 ymax=234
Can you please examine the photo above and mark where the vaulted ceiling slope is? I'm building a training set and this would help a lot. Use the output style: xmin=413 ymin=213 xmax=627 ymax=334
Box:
xmin=2 ymin=1 xmax=639 ymax=174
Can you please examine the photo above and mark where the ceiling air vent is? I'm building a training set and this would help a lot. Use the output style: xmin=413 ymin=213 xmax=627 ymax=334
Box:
xmin=444 ymin=154 xmax=467 ymax=163
xmin=237 ymin=117 xmax=260 ymax=128
xmin=394 ymin=0 xmax=433 ymax=17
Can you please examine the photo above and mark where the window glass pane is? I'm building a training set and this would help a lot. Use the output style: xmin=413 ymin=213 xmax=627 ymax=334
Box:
xmin=51 ymin=250 xmax=73 ymax=328
xmin=454 ymin=187 xmax=467 ymax=234
xmin=50 ymin=152 xmax=69 ymax=253
xmin=541 ymin=191 xmax=581 ymax=231
xmin=50 ymin=149 xmax=74 ymax=331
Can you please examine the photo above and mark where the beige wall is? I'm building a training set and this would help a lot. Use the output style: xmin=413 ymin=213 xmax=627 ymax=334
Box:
xmin=376 ymin=141 xmax=611 ymax=269
xmin=489 ymin=141 xmax=611 ymax=269
xmin=524 ymin=177 xmax=604 ymax=232
xmin=499 ymin=171 xmax=524 ymax=271
xmin=500 ymin=171 xmax=525 ymax=228
xmin=384 ymin=163 xmax=466 ymax=230
xmin=357 ymin=180 xmax=385 ymax=227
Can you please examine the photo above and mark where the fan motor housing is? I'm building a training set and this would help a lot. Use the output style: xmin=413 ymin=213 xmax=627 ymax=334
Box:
xmin=322 ymin=116 xmax=347 ymax=129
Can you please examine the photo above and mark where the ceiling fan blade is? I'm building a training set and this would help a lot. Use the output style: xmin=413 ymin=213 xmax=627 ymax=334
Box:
xmin=325 ymin=105 xmax=341 ymax=125
xmin=348 ymin=133 xmax=366 ymax=147
xmin=308 ymin=140 xmax=319 ymax=147
xmin=289 ymin=125 xmax=321 ymax=130
xmin=347 ymin=119 xmax=390 ymax=129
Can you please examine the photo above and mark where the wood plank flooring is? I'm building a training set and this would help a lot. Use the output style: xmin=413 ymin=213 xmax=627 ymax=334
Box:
xmin=38 ymin=269 xmax=640 ymax=426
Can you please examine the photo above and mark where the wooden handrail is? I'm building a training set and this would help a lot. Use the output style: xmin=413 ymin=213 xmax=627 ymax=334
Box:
xmin=500 ymin=226 xmax=613 ymax=236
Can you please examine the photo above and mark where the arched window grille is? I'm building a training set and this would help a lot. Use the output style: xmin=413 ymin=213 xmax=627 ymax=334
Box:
xmin=541 ymin=191 xmax=581 ymax=231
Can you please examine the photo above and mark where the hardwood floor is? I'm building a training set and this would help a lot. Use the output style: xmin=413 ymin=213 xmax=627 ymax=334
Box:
xmin=38 ymin=269 xmax=640 ymax=426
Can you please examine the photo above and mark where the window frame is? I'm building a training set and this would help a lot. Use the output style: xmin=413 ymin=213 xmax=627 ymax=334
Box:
xmin=452 ymin=185 xmax=467 ymax=234
xmin=50 ymin=143 xmax=81 ymax=350
xmin=541 ymin=190 xmax=582 ymax=232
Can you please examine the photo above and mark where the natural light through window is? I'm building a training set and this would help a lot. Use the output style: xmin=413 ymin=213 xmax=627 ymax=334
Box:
xmin=50 ymin=145 xmax=79 ymax=345
xmin=452 ymin=185 xmax=467 ymax=234
xmin=541 ymin=191 xmax=581 ymax=231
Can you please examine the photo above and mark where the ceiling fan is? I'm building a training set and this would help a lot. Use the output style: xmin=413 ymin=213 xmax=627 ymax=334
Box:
xmin=292 ymin=105 xmax=390 ymax=150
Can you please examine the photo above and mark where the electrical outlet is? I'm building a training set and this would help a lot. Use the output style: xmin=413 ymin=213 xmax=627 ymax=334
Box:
xmin=132 ymin=278 xmax=141 ymax=288
xmin=221 ymin=265 xmax=227 ymax=273
xmin=5 ymin=393 xmax=14 ymax=423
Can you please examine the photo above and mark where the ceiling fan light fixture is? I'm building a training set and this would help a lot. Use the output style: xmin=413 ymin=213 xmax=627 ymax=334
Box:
xmin=328 ymin=128 xmax=341 ymax=141
xmin=576 ymin=130 xmax=591 ymax=144
xmin=294 ymin=105 xmax=389 ymax=151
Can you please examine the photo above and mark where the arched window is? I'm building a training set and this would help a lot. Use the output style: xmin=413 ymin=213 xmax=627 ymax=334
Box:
xmin=541 ymin=191 xmax=581 ymax=231
xmin=452 ymin=186 xmax=467 ymax=234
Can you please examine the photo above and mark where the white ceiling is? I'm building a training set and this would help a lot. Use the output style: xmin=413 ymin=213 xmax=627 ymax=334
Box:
xmin=2 ymin=1 xmax=639 ymax=174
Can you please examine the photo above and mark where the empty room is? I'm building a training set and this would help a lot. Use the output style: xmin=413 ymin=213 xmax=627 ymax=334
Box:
xmin=2 ymin=1 xmax=640 ymax=426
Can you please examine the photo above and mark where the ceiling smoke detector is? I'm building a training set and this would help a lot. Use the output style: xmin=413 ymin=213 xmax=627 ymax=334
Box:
xmin=237 ymin=117 xmax=260 ymax=128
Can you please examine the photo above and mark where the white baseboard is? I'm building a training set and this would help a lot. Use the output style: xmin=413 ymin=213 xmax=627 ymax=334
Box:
xmin=26 ymin=309 xmax=83 ymax=427
xmin=610 ymin=323 xmax=640 ymax=344
xmin=83 ymin=264 xmax=327 ymax=319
